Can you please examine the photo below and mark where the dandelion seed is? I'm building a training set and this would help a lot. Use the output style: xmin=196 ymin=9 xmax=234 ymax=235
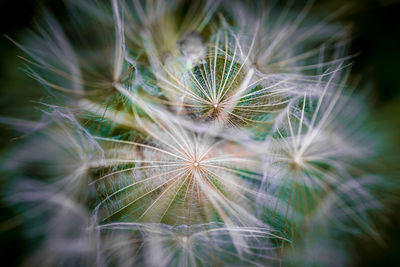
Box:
xmin=178 ymin=31 xmax=207 ymax=68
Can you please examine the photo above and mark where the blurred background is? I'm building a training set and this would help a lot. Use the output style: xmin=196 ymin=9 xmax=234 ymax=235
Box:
xmin=0 ymin=0 xmax=399 ymax=266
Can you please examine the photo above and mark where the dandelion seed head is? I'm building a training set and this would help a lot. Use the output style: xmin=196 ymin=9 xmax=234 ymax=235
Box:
xmin=1 ymin=0 xmax=394 ymax=266
xmin=177 ymin=234 xmax=189 ymax=246
xmin=293 ymin=154 xmax=303 ymax=166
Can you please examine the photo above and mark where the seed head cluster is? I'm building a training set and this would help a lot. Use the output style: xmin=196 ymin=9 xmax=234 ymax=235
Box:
xmin=0 ymin=0 xmax=394 ymax=266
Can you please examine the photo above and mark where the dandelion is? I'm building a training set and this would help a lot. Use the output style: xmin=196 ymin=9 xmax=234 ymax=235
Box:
xmin=0 ymin=0 xmax=396 ymax=266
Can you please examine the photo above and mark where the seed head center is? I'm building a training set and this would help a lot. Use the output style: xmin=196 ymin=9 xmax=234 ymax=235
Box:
xmin=193 ymin=161 xmax=199 ymax=167
xmin=293 ymin=155 xmax=302 ymax=165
